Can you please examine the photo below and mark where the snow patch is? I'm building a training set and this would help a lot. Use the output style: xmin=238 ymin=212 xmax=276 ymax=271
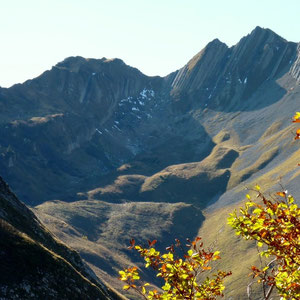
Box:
xmin=132 ymin=107 xmax=139 ymax=111
xmin=244 ymin=77 xmax=248 ymax=84
xmin=139 ymin=88 xmax=155 ymax=100
xmin=113 ymin=125 xmax=121 ymax=131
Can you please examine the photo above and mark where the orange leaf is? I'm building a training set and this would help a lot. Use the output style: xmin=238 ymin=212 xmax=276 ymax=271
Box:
xmin=261 ymin=231 xmax=267 ymax=238
xmin=277 ymin=192 xmax=286 ymax=197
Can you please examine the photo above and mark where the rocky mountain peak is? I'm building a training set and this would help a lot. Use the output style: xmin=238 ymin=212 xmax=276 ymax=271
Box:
xmin=170 ymin=38 xmax=228 ymax=96
xmin=55 ymin=56 xmax=131 ymax=75
xmin=249 ymin=26 xmax=285 ymax=40
xmin=169 ymin=26 xmax=297 ymax=111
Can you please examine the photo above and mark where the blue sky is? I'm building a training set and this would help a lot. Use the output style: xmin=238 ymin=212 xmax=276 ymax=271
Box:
xmin=1 ymin=0 xmax=299 ymax=87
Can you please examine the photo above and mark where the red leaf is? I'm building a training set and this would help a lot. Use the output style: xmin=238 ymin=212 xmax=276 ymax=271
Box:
xmin=128 ymin=238 xmax=135 ymax=249
xmin=148 ymin=239 xmax=157 ymax=247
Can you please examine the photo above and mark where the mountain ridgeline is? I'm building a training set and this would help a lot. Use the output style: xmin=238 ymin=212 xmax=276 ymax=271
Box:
xmin=0 ymin=27 xmax=300 ymax=299
xmin=0 ymin=26 xmax=299 ymax=206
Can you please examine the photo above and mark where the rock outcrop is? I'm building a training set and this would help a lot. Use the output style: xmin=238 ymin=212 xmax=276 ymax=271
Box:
xmin=170 ymin=26 xmax=297 ymax=111
xmin=290 ymin=43 xmax=300 ymax=82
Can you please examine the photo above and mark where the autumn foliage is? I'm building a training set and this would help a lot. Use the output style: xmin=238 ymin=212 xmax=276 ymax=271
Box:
xmin=293 ymin=112 xmax=300 ymax=140
xmin=228 ymin=186 xmax=300 ymax=299
xmin=119 ymin=238 xmax=231 ymax=299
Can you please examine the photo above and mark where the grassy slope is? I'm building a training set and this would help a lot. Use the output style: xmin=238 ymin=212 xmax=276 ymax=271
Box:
xmin=34 ymin=76 xmax=300 ymax=298
xmin=0 ymin=219 xmax=112 ymax=299
xmin=0 ymin=176 xmax=125 ymax=300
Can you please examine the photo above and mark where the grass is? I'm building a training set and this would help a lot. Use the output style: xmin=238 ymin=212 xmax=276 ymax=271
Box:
xmin=0 ymin=219 xmax=114 ymax=299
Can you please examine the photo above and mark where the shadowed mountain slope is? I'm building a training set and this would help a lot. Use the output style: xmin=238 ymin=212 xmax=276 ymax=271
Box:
xmin=0 ymin=176 xmax=123 ymax=300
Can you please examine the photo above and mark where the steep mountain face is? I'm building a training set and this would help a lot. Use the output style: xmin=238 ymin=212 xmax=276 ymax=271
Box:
xmin=0 ymin=176 xmax=123 ymax=299
xmin=171 ymin=26 xmax=297 ymax=111
xmin=1 ymin=26 xmax=300 ymax=299
xmin=290 ymin=42 xmax=300 ymax=82
xmin=0 ymin=55 xmax=214 ymax=204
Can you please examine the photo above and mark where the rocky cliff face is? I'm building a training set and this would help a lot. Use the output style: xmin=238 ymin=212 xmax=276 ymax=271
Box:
xmin=290 ymin=43 xmax=300 ymax=82
xmin=171 ymin=26 xmax=297 ymax=111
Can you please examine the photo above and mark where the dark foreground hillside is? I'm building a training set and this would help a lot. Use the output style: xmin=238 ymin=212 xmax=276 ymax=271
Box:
xmin=0 ymin=176 xmax=123 ymax=300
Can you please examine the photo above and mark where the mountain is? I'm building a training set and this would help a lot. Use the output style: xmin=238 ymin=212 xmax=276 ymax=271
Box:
xmin=0 ymin=176 xmax=123 ymax=299
xmin=0 ymin=26 xmax=300 ymax=299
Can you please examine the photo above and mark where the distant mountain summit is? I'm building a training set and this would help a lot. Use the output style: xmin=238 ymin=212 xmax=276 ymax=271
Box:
xmin=171 ymin=26 xmax=297 ymax=111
